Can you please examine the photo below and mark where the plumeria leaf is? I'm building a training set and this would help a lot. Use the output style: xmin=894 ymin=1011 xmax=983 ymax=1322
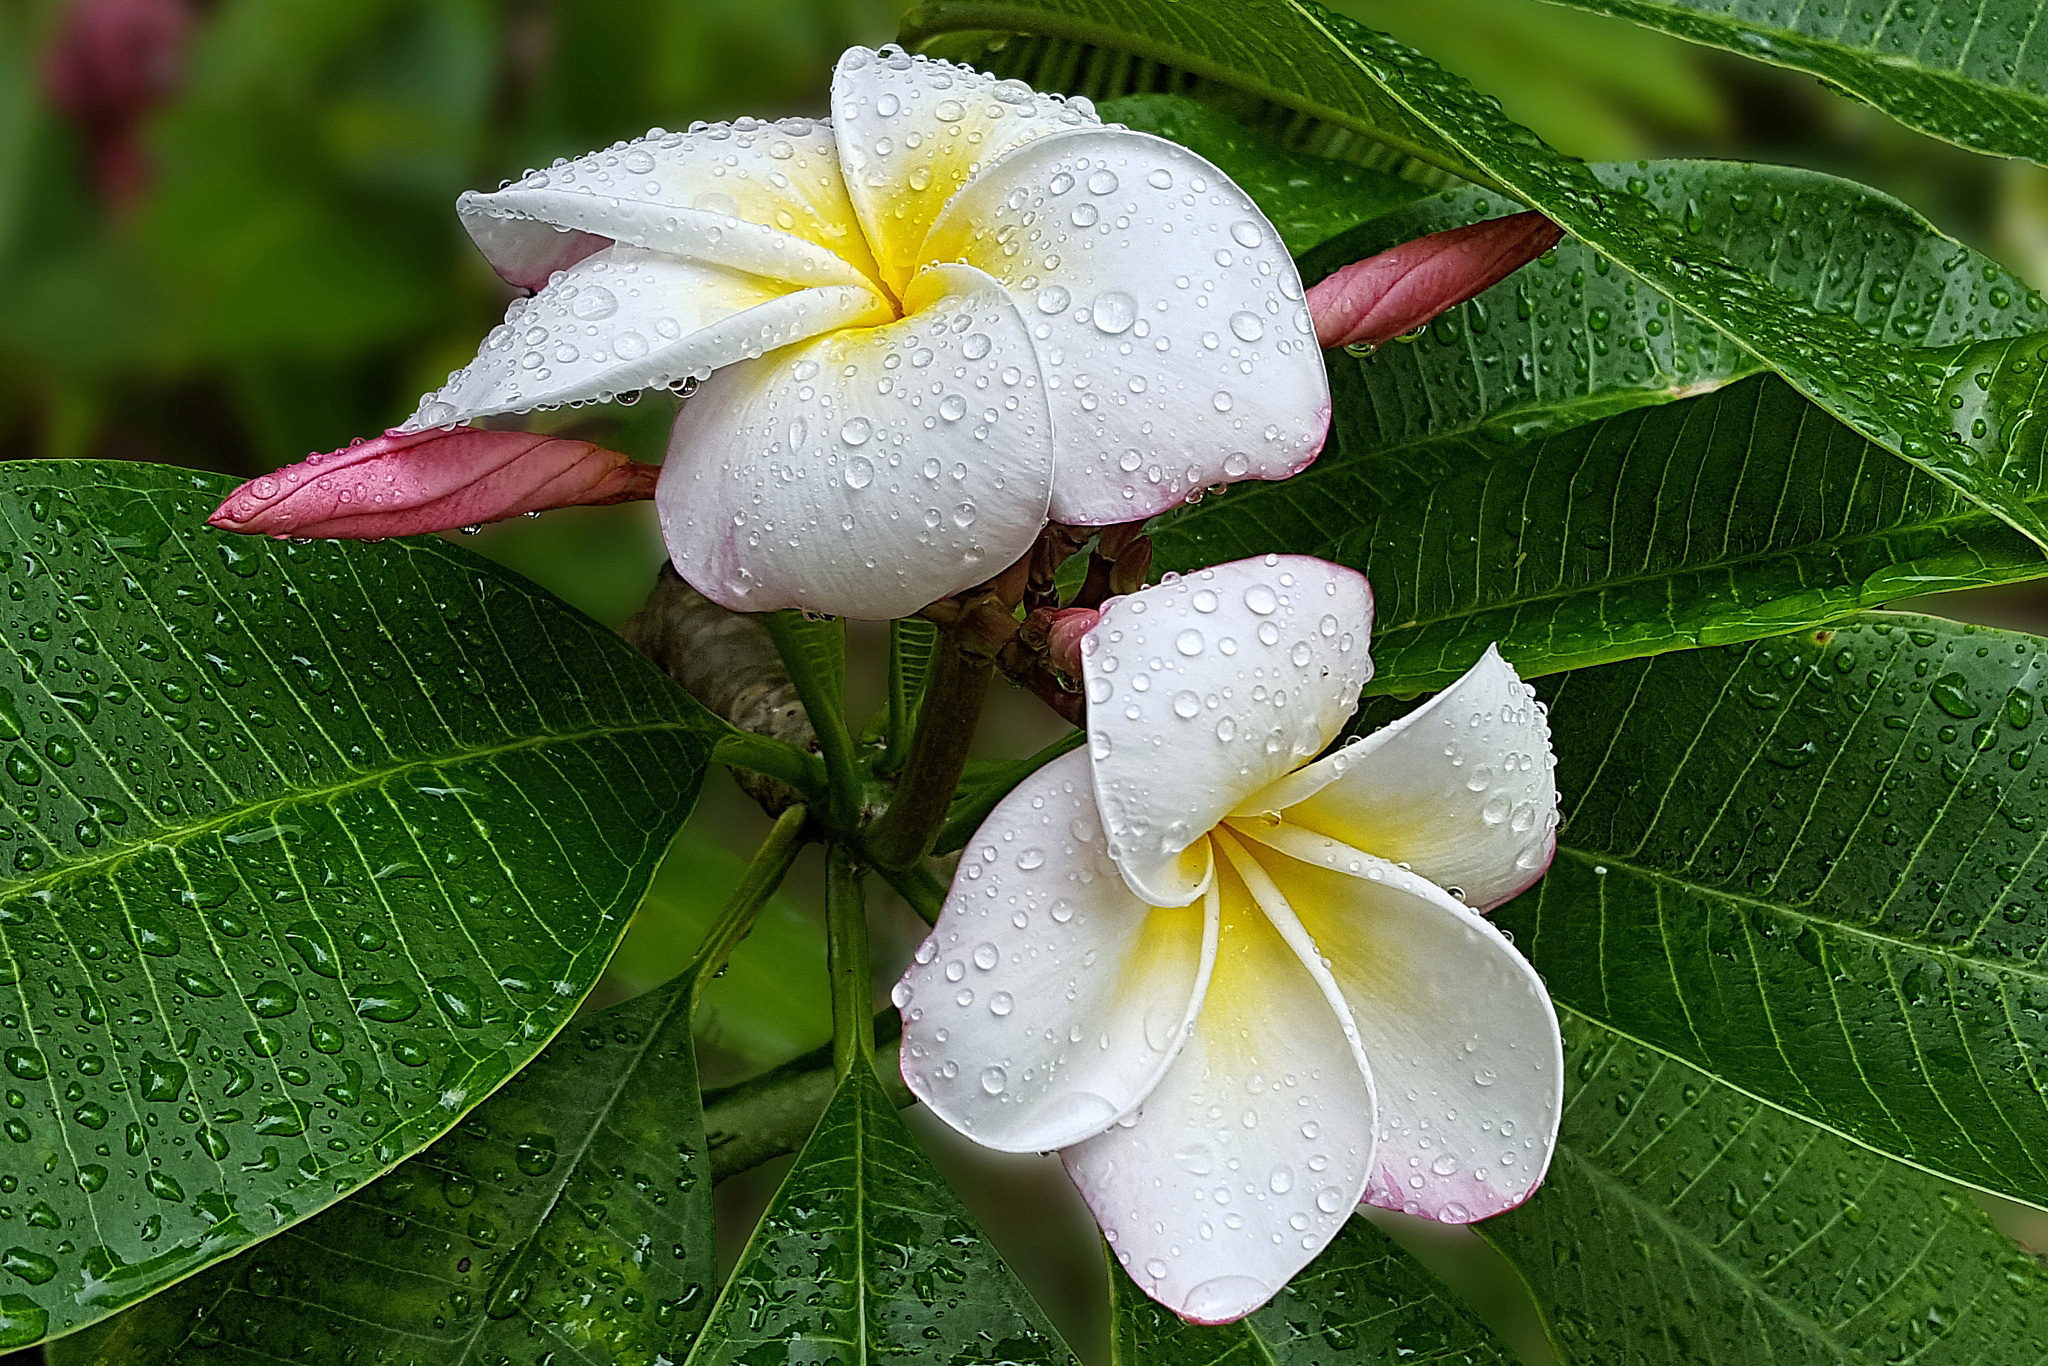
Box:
xmin=1487 ymin=1009 xmax=2048 ymax=1363
xmin=1155 ymin=158 xmax=2044 ymax=571
xmin=903 ymin=0 xmax=2048 ymax=547
xmin=47 ymin=972 xmax=715 ymax=1366
xmin=0 ymin=461 xmax=717 ymax=1346
xmin=1532 ymin=0 xmax=2048 ymax=165
xmin=1168 ymin=361 xmax=2048 ymax=697
xmin=1097 ymin=93 xmax=1428 ymax=255
xmin=684 ymin=1063 xmax=1078 ymax=1365
xmin=1109 ymin=1216 xmax=1514 ymax=1363
xmin=1348 ymin=611 xmax=2048 ymax=1214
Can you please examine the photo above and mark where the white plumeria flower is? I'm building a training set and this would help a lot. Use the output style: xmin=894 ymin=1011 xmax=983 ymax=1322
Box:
xmin=894 ymin=555 xmax=1564 ymax=1324
xmin=408 ymin=45 xmax=1329 ymax=620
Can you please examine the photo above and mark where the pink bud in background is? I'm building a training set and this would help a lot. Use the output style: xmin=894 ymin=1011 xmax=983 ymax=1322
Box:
xmin=1307 ymin=211 xmax=1563 ymax=352
xmin=41 ymin=0 xmax=195 ymax=209
xmin=209 ymin=427 xmax=659 ymax=541
xmin=1043 ymin=608 xmax=1100 ymax=681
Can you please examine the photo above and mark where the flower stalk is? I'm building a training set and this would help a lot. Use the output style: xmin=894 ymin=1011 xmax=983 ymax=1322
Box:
xmin=684 ymin=804 xmax=810 ymax=988
xmin=826 ymin=844 xmax=873 ymax=1080
xmin=863 ymin=591 xmax=1015 ymax=869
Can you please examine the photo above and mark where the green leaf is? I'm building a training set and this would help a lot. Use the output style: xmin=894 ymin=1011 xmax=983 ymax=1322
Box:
xmin=0 ymin=461 xmax=716 ymax=1345
xmin=685 ymin=1063 xmax=1078 ymax=1365
xmin=1171 ymin=364 xmax=2048 ymax=695
xmin=1530 ymin=0 xmax=2048 ymax=166
xmin=48 ymin=972 xmax=715 ymax=1366
xmin=608 ymin=828 xmax=832 ymax=1073
xmin=1380 ymin=611 xmax=2048 ymax=1213
xmin=1098 ymin=93 xmax=1428 ymax=254
xmin=1111 ymin=1216 xmax=1513 ymax=1364
xmin=1156 ymin=157 xmax=2045 ymax=578
xmin=1488 ymin=1009 xmax=2048 ymax=1364
xmin=901 ymin=0 xmax=2048 ymax=546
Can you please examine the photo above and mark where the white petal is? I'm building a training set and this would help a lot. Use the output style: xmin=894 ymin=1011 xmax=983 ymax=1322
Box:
xmin=1239 ymin=840 xmax=1563 ymax=1223
xmin=1280 ymin=645 xmax=1558 ymax=911
xmin=1083 ymin=556 xmax=1373 ymax=907
xmin=830 ymin=46 xmax=1099 ymax=297
xmin=923 ymin=127 xmax=1328 ymax=524
xmin=458 ymin=117 xmax=879 ymax=291
xmin=403 ymin=245 xmax=891 ymax=429
xmin=1063 ymin=835 xmax=1375 ymax=1325
xmin=897 ymin=750 xmax=1218 ymax=1153
xmin=657 ymin=262 xmax=1054 ymax=619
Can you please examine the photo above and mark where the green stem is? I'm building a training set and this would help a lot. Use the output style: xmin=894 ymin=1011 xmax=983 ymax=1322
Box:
xmin=713 ymin=732 xmax=828 ymax=806
xmin=865 ymin=621 xmax=999 ymax=868
xmin=932 ymin=729 xmax=1085 ymax=856
xmin=826 ymin=843 xmax=874 ymax=1079
xmin=683 ymin=804 xmax=809 ymax=987
xmin=761 ymin=611 xmax=863 ymax=828
xmin=701 ymin=1013 xmax=907 ymax=1181
xmin=872 ymin=858 xmax=947 ymax=925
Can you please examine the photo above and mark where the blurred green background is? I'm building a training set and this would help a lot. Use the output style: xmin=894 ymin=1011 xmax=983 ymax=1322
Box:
xmin=8 ymin=0 xmax=2048 ymax=1361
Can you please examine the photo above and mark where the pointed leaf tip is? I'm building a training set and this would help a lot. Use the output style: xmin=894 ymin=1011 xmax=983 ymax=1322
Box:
xmin=209 ymin=426 xmax=658 ymax=540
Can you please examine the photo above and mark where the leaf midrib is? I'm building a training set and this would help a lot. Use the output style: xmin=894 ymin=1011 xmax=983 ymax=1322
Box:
xmin=1541 ymin=0 xmax=2048 ymax=106
xmin=1550 ymin=846 xmax=2048 ymax=987
xmin=0 ymin=717 xmax=702 ymax=904
xmin=1363 ymin=457 xmax=2044 ymax=649
xmin=452 ymin=980 xmax=697 ymax=1366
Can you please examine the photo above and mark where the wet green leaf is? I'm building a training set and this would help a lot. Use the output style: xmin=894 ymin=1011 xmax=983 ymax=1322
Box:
xmin=1173 ymin=361 xmax=2048 ymax=694
xmin=1354 ymin=613 xmax=2048 ymax=1211
xmin=1111 ymin=1215 xmax=1513 ymax=1364
xmin=685 ymin=1063 xmax=1078 ymax=1365
xmin=1534 ymin=0 xmax=2048 ymax=165
xmin=50 ymin=972 xmax=715 ymax=1366
xmin=1100 ymin=93 xmax=1427 ymax=254
xmin=0 ymin=461 xmax=717 ymax=1344
xmin=903 ymin=0 xmax=2048 ymax=546
xmin=1488 ymin=1009 xmax=2048 ymax=1363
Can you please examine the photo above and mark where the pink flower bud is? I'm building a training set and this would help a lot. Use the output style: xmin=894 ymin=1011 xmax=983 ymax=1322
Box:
xmin=208 ymin=426 xmax=659 ymax=540
xmin=1044 ymin=607 xmax=1101 ymax=680
xmin=1306 ymin=211 xmax=1562 ymax=352
xmin=41 ymin=0 xmax=194 ymax=208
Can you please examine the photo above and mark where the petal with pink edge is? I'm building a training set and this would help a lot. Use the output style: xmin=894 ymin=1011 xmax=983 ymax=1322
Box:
xmin=1279 ymin=645 xmax=1559 ymax=911
xmin=1241 ymin=838 xmax=1563 ymax=1224
xmin=657 ymin=262 xmax=1053 ymax=620
xmin=924 ymin=128 xmax=1328 ymax=524
xmin=896 ymin=749 xmax=1217 ymax=1154
xmin=404 ymin=244 xmax=891 ymax=430
xmin=829 ymin=45 xmax=1098 ymax=297
xmin=1082 ymin=556 xmax=1372 ymax=907
xmin=1062 ymin=837 xmax=1375 ymax=1325
xmin=458 ymin=116 xmax=880 ymax=292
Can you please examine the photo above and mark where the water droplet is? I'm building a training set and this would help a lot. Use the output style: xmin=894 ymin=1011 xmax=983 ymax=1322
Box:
xmin=1229 ymin=311 xmax=1265 ymax=342
xmin=1091 ymin=290 xmax=1136 ymax=334
xmin=571 ymin=287 xmax=619 ymax=321
xmin=980 ymin=1066 xmax=1007 ymax=1095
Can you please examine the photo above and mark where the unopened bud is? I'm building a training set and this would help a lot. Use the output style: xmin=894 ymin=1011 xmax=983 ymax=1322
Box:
xmin=1043 ymin=608 xmax=1100 ymax=681
xmin=1306 ymin=211 xmax=1562 ymax=352
xmin=208 ymin=426 xmax=658 ymax=540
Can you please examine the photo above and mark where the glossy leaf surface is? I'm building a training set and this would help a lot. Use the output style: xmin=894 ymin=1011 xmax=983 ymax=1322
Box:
xmin=1488 ymin=1010 xmax=2048 ymax=1364
xmin=0 ymin=462 xmax=715 ymax=1344
xmin=1111 ymin=1215 xmax=1513 ymax=1364
xmin=902 ymin=0 xmax=2048 ymax=544
xmin=1362 ymin=613 xmax=2048 ymax=1211
xmin=1169 ymin=365 xmax=2048 ymax=695
xmin=49 ymin=973 xmax=714 ymax=1366
xmin=1534 ymin=0 xmax=2048 ymax=165
xmin=685 ymin=1063 xmax=1077 ymax=1365
xmin=1099 ymin=93 xmax=1428 ymax=254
